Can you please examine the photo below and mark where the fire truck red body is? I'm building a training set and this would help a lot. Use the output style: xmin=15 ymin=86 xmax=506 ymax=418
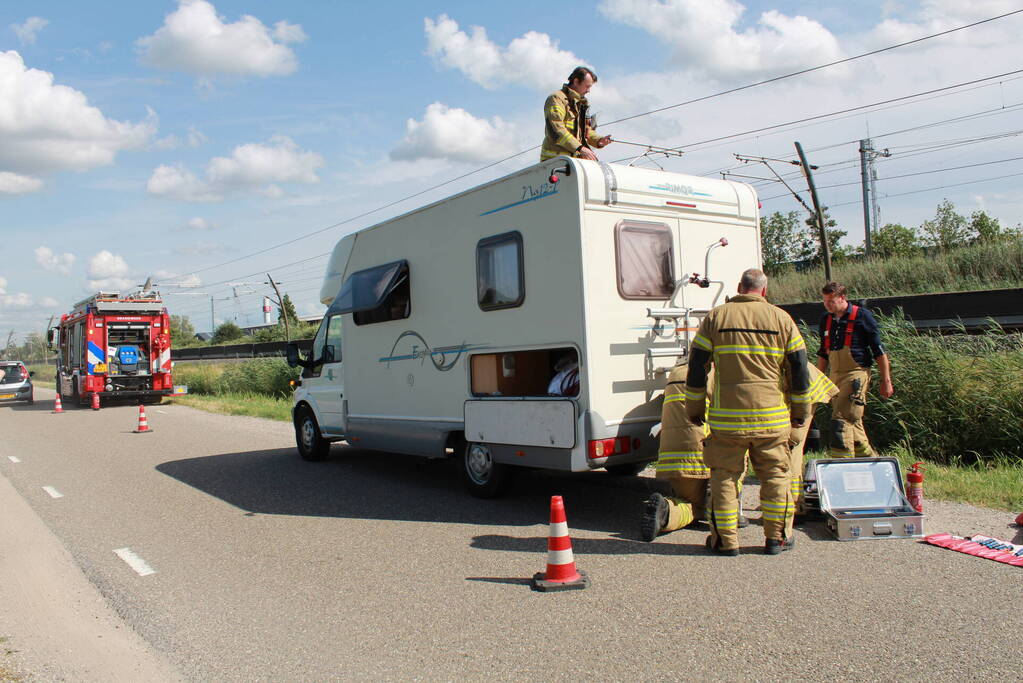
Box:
xmin=52 ymin=290 xmax=173 ymax=406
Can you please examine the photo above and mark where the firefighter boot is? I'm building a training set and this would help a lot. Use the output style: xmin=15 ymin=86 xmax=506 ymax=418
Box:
xmin=765 ymin=537 xmax=796 ymax=555
xmin=640 ymin=493 xmax=670 ymax=542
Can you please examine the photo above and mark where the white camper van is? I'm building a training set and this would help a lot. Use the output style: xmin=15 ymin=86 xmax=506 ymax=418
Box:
xmin=287 ymin=156 xmax=761 ymax=496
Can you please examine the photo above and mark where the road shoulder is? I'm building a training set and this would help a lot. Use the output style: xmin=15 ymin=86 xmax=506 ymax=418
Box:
xmin=0 ymin=472 xmax=182 ymax=682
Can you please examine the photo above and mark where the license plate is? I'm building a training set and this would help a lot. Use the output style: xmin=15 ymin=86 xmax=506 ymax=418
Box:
xmin=0 ymin=394 xmax=15 ymax=399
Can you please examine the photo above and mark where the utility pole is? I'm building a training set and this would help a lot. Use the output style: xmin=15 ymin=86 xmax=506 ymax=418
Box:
xmin=858 ymin=139 xmax=890 ymax=257
xmin=794 ymin=141 xmax=832 ymax=282
xmin=266 ymin=274 xmax=291 ymax=342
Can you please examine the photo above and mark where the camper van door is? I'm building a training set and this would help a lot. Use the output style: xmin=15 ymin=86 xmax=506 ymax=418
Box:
xmin=309 ymin=313 xmax=346 ymax=433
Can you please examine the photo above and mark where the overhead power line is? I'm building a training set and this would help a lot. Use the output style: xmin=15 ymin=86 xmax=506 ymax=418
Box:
xmin=163 ymin=8 xmax=1023 ymax=290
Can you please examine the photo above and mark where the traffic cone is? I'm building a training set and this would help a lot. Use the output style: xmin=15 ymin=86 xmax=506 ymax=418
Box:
xmin=91 ymin=393 xmax=100 ymax=411
xmin=134 ymin=404 xmax=152 ymax=433
xmin=531 ymin=495 xmax=589 ymax=592
xmin=52 ymin=393 xmax=64 ymax=414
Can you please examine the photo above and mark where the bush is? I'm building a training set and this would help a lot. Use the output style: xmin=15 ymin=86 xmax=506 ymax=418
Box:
xmin=173 ymin=359 xmax=299 ymax=399
xmin=804 ymin=313 xmax=1023 ymax=464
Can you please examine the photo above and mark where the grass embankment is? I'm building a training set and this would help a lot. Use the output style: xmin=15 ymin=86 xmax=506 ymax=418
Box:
xmin=168 ymin=359 xmax=296 ymax=422
xmin=769 ymin=238 xmax=1023 ymax=303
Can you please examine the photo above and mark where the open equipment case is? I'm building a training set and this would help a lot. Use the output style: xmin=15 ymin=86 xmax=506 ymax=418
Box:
xmin=802 ymin=457 xmax=924 ymax=541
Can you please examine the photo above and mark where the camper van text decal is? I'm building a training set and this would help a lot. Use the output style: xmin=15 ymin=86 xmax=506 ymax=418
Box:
xmin=649 ymin=183 xmax=713 ymax=198
xmin=480 ymin=180 xmax=558 ymax=216
xmin=380 ymin=331 xmax=488 ymax=372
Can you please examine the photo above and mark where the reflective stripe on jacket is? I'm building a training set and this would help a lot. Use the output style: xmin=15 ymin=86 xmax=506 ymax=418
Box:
xmin=686 ymin=294 xmax=810 ymax=435
xmin=540 ymin=85 xmax=603 ymax=161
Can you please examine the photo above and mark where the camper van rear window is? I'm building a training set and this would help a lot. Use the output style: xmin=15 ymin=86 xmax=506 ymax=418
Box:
xmin=477 ymin=232 xmax=524 ymax=311
xmin=615 ymin=221 xmax=674 ymax=299
xmin=329 ymin=260 xmax=411 ymax=325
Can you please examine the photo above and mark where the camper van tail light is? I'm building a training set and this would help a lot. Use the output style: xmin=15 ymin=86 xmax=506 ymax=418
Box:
xmin=587 ymin=437 xmax=632 ymax=460
xmin=549 ymin=173 xmax=559 ymax=184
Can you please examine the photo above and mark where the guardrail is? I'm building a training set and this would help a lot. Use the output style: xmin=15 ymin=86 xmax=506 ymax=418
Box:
xmin=778 ymin=288 xmax=1023 ymax=333
xmin=171 ymin=339 xmax=313 ymax=361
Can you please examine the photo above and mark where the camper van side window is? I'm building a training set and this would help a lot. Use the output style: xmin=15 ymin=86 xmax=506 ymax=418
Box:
xmin=477 ymin=232 xmax=524 ymax=311
xmin=615 ymin=221 xmax=675 ymax=299
xmin=352 ymin=263 xmax=410 ymax=326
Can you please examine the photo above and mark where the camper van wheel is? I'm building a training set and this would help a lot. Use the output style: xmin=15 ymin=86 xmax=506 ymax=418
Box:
xmin=295 ymin=408 xmax=330 ymax=461
xmin=462 ymin=442 xmax=511 ymax=498
xmin=605 ymin=462 xmax=648 ymax=477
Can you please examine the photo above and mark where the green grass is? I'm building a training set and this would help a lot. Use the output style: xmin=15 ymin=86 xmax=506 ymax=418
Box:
xmin=22 ymin=363 xmax=55 ymax=387
xmin=169 ymin=391 xmax=292 ymax=422
xmin=801 ymin=447 xmax=1023 ymax=512
xmin=769 ymin=238 xmax=1023 ymax=303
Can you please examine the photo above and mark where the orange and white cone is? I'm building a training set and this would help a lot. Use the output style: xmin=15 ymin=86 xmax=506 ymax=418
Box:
xmin=52 ymin=393 xmax=64 ymax=414
xmin=134 ymin=404 xmax=152 ymax=433
xmin=530 ymin=495 xmax=589 ymax=592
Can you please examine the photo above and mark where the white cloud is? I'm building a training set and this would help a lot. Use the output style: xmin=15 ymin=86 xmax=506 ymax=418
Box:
xmin=424 ymin=14 xmax=586 ymax=90
xmin=0 ymin=276 xmax=6 ymax=294
xmin=599 ymin=0 xmax=844 ymax=79
xmin=137 ymin=0 xmax=305 ymax=78
xmin=868 ymin=0 xmax=1018 ymax=47
xmin=39 ymin=296 xmax=59 ymax=308
xmin=147 ymin=135 xmax=323 ymax=202
xmin=0 ymin=51 xmax=155 ymax=181
xmin=11 ymin=17 xmax=49 ymax=46
xmin=153 ymin=125 xmax=208 ymax=150
xmin=391 ymin=103 xmax=519 ymax=163
xmin=86 ymin=250 xmax=133 ymax=292
xmin=0 ymin=171 xmax=43 ymax=195
xmin=186 ymin=125 xmax=207 ymax=147
xmin=0 ymin=292 xmax=34 ymax=309
xmin=34 ymin=246 xmax=75 ymax=276
xmin=147 ymin=164 xmax=223 ymax=202
xmin=185 ymin=217 xmax=216 ymax=230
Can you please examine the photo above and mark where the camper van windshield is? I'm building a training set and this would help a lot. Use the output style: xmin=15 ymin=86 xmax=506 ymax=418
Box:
xmin=329 ymin=260 xmax=408 ymax=315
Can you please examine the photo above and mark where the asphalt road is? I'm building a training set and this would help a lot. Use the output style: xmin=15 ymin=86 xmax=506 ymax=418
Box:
xmin=1 ymin=388 xmax=1020 ymax=681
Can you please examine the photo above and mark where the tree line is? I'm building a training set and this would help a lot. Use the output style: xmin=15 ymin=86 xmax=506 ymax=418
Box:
xmin=760 ymin=199 xmax=1021 ymax=275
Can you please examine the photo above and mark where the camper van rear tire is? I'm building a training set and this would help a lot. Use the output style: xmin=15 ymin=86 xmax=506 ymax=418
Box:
xmin=462 ymin=442 xmax=511 ymax=498
xmin=295 ymin=407 xmax=330 ymax=461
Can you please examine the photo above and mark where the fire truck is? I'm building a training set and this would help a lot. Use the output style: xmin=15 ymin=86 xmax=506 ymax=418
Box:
xmin=49 ymin=289 xmax=173 ymax=407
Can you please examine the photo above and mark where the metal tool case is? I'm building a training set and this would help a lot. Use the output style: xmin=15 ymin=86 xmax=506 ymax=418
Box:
xmin=805 ymin=457 xmax=924 ymax=541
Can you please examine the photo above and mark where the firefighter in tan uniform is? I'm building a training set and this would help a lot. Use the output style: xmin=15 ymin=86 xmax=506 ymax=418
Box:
xmin=816 ymin=282 xmax=893 ymax=457
xmin=784 ymin=364 xmax=839 ymax=538
xmin=541 ymin=66 xmax=611 ymax=162
xmin=641 ymin=365 xmax=710 ymax=541
xmin=686 ymin=269 xmax=813 ymax=556
xmin=641 ymin=367 xmax=752 ymax=541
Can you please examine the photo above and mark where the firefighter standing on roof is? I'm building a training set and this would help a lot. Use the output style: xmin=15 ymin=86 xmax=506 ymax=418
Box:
xmin=686 ymin=268 xmax=812 ymax=556
xmin=816 ymin=282 xmax=893 ymax=458
xmin=541 ymin=66 xmax=611 ymax=162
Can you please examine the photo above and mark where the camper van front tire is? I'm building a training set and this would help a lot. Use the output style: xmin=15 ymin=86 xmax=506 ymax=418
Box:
xmin=462 ymin=442 xmax=511 ymax=498
xmin=295 ymin=408 xmax=330 ymax=461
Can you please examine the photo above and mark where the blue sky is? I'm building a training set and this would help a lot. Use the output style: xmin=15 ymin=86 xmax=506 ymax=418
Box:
xmin=2 ymin=0 xmax=1021 ymax=337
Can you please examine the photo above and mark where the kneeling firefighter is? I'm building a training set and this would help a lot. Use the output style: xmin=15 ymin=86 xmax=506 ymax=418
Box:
xmin=640 ymin=366 xmax=748 ymax=541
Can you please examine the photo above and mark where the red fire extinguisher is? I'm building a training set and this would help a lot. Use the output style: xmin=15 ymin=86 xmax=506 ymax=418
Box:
xmin=906 ymin=461 xmax=924 ymax=512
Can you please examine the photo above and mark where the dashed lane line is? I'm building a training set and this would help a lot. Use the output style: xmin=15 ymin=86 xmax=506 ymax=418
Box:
xmin=42 ymin=486 xmax=64 ymax=499
xmin=8 ymin=456 xmax=20 ymax=463
xmin=113 ymin=548 xmax=157 ymax=577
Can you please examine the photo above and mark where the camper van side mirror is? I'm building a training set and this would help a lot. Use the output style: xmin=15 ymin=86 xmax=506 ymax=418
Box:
xmin=285 ymin=342 xmax=304 ymax=368
xmin=46 ymin=328 xmax=55 ymax=350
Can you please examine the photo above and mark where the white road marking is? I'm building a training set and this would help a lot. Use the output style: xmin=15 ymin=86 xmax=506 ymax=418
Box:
xmin=8 ymin=456 xmax=20 ymax=463
xmin=42 ymin=486 xmax=63 ymax=499
xmin=157 ymin=410 xmax=167 ymax=414
xmin=113 ymin=548 xmax=157 ymax=577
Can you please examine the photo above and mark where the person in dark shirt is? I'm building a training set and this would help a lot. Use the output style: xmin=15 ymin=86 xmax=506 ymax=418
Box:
xmin=816 ymin=282 xmax=893 ymax=457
